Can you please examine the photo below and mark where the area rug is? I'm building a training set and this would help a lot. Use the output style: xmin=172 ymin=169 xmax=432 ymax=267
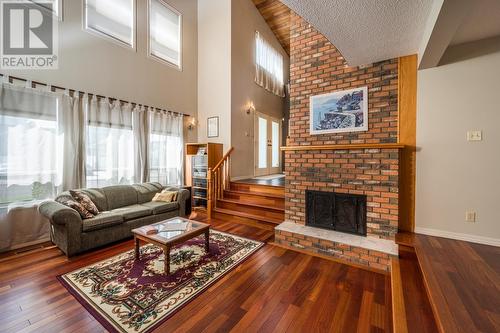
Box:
xmin=58 ymin=230 xmax=263 ymax=333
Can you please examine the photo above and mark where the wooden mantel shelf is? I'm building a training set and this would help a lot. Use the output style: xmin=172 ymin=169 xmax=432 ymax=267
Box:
xmin=280 ymin=143 xmax=406 ymax=151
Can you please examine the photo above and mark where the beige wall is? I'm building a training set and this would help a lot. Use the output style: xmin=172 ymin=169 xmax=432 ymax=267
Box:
xmin=2 ymin=0 xmax=198 ymax=116
xmin=230 ymin=0 xmax=289 ymax=178
xmin=197 ymin=0 xmax=232 ymax=150
xmin=416 ymin=37 xmax=500 ymax=244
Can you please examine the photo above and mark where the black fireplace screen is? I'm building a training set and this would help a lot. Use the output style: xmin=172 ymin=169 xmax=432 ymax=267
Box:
xmin=305 ymin=190 xmax=367 ymax=236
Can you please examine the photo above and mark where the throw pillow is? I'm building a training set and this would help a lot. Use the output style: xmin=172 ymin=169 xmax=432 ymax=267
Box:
xmin=69 ymin=190 xmax=100 ymax=215
xmin=152 ymin=191 xmax=178 ymax=203
xmin=161 ymin=189 xmax=179 ymax=201
xmin=56 ymin=197 xmax=94 ymax=219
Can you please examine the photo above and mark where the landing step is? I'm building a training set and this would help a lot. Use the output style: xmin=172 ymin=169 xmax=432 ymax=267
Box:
xmin=217 ymin=198 xmax=284 ymax=212
xmin=213 ymin=207 xmax=283 ymax=225
xmin=224 ymin=189 xmax=284 ymax=199
xmin=230 ymin=182 xmax=284 ymax=196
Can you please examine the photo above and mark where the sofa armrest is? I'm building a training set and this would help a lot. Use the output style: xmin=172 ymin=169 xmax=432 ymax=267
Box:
xmin=38 ymin=200 xmax=82 ymax=227
xmin=164 ymin=187 xmax=190 ymax=217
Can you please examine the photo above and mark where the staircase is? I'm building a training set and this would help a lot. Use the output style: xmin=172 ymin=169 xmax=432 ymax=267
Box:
xmin=207 ymin=148 xmax=285 ymax=226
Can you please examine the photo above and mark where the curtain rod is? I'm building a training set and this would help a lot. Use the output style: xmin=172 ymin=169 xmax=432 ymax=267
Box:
xmin=0 ymin=73 xmax=191 ymax=117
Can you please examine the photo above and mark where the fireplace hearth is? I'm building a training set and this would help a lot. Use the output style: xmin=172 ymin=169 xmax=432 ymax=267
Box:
xmin=306 ymin=190 xmax=367 ymax=236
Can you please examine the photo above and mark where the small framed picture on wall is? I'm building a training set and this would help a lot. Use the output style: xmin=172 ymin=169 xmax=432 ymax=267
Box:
xmin=207 ymin=116 xmax=219 ymax=138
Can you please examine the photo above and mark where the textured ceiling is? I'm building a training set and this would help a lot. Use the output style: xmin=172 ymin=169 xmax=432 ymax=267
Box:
xmin=252 ymin=0 xmax=291 ymax=55
xmin=450 ymin=0 xmax=500 ymax=45
xmin=280 ymin=0 xmax=434 ymax=66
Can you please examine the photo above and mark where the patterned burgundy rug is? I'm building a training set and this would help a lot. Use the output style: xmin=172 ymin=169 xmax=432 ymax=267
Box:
xmin=58 ymin=230 xmax=263 ymax=333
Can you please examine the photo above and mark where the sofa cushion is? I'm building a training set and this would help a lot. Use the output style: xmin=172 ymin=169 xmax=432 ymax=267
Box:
xmin=102 ymin=185 xmax=138 ymax=210
xmin=132 ymin=182 xmax=163 ymax=204
xmin=140 ymin=201 xmax=179 ymax=214
xmin=79 ymin=188 xmax=108 ymax=211
xmin=111 ymin=204 xmax=153 ymax=221
xmin=82 ymin=211 xmax=124 ymax=232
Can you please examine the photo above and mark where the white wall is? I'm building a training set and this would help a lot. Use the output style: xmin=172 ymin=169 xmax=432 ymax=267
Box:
xmin=2 ymin=0 xmax=198 ymax=116
xmin=197 ymin=0 xmax=232 ymax=150
xmin=230 ymin=0 xmax=289 ymax=178
xmin=416 ymin=37 xmax=500 ymax=245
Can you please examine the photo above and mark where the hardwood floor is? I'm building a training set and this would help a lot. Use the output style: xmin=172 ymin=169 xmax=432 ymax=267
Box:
xmin=0 ymin=212 xmax=392 ymax=333
xmin=414 ymin=235 xmax=500 ymax=333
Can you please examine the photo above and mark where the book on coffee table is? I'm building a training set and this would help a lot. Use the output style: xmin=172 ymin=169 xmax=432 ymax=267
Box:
xmin=157 ymin=222 xmax=188 ymax=232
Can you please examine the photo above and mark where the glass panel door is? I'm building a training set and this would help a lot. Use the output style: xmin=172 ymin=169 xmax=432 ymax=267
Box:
xmin=255 ymin=113 xmax=281 ymax=176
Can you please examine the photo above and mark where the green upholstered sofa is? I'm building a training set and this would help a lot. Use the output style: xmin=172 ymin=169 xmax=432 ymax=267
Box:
xmin=38 ymin=182 xmax=190 ymax=257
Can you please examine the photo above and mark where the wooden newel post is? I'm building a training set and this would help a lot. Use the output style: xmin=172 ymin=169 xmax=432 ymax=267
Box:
xmin=207 ymin=167 xmax=213 ymax=219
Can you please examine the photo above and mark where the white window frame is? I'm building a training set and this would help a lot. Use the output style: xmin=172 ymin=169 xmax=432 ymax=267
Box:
xmin=147 ymin=0 xmax=183 ymax=71
xmin=82 ymin=0 xmax=137 ymax=50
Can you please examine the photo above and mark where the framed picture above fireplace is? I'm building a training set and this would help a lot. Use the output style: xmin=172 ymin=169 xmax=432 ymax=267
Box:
xmin=309 ymin=86 xmax=368 ymax=134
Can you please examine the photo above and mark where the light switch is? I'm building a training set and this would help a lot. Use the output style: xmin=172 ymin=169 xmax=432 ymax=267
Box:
xmin=467 ymin=130 xmax=482 ymax=141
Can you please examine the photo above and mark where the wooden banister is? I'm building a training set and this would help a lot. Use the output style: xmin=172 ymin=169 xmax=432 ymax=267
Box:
xmin=207 ymin=147 xmax=234 ymax=219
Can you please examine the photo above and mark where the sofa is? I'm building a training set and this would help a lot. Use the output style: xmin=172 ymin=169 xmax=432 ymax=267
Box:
xmin=39 ymin=182 xmax=190 ymax=256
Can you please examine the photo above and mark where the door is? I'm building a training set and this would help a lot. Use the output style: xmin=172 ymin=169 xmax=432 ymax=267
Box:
xmin=254 ymin=113 xmax=281 ymax=176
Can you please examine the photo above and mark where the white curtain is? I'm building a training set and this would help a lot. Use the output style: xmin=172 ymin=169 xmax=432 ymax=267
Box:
xmin=133 ymin=105 xmax=150 ymax=183
xmin=0 ymin=82 xmax=61 ymax=250
xmin=86 ymin=98 xmax=135 ymax=187
xmin=255 ymin=31 xmax=285 ymax=97
xmin=60 ymin=93 xmax=86 ymax=190
xmin=149 ymin=111 xmax=183 ymax=186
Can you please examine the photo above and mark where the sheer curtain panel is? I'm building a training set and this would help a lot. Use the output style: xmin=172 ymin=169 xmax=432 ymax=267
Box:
xmin=60 ymin=93 xmax=86 ymax=190
xmin=133 ymin=105 xmax=150 ymax=183
xmin=86 ymin=98 xmax=135 ymax=187
xmin=149 ymin=111 xmax=183 ymax=186
xmin=255 ymin=31 xmax=285 ymax=97
xmin=0 ymin=82 xmax=61 ymax=250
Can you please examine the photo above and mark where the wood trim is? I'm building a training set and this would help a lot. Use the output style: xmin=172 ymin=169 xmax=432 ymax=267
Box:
xmin=398 ymin=55 xmax=418 ymax=232
xmin=280 ymin=143 xmax=405 ymax=151
xmin=391 ymin=257 xmax=409 ymax=333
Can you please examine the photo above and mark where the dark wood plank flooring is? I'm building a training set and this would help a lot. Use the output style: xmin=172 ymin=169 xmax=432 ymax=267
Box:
xmin=235 ymin=175 xmax=285 ymax=187
xmin=0 ymin=212 xmax=392 ymax=333
xmin=414 ymin=235 xmax=500 ymax=333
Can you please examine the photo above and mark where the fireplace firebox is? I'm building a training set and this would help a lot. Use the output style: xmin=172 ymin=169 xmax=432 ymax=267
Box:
xmin=305 ymin=190 xmax=367 ymax=236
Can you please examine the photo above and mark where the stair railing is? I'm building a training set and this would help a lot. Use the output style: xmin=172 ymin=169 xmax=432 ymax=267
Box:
xmin=207 ymin=147 xmax=234 ymax=219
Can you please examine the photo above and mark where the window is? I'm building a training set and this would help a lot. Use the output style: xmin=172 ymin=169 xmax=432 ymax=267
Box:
xmin=255 ymin=31 xmax=285 ymax=97
xmin=84 ymin=0 xmax=135 ymax=48
xmin=85 ymin=99 xmax=135 ymax=187
xmin=149 ymin=112 xmax=183 ymax=185
xmin=0 ymin=84 xmax=62 ymax=213
xmin=148 ymin=0 xmax=182 ymax=69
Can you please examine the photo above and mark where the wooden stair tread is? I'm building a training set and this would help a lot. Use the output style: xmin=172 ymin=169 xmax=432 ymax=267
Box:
xmin=217 ymin=198 xmax=284 ymax=211
xmin=213 ymin=207 xmax=283 ymax=224
xmin=224 ymin=189 xmax=284 ymax=199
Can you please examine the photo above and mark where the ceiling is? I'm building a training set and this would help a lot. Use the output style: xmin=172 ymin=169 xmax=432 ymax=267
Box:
xmin=279 ymin=0 xmax=434 ymax=66
xmin=450 ymin=0 xmax=500 ymax=45
xmin=252 ymin=0 xmax=500 ymax=68
xmin=251 ymin=0 xmax=291 ymax=55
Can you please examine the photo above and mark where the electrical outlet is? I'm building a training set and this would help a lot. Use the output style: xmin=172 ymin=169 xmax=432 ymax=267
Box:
xmin=467 ymin=130 xmax=482 ymax=141
xmin=465 ymin=211 xmax=476 ymax=223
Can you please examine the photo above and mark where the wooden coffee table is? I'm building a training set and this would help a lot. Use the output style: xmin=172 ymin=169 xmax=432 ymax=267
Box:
xmin=131 ymin=217 xmax=210 ymax=275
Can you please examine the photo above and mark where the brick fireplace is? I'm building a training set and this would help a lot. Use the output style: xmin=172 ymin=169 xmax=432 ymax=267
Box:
xmin=274 ymin=13 xmax=401 ymax=272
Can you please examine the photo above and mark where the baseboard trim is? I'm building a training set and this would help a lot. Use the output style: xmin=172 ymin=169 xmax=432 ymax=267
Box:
xmin=415 ymin=227 xmax=500 ymax=247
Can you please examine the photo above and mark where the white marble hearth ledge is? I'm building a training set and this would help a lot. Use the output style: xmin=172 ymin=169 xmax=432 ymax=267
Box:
xmin=275 ymin=222 xmax=399 ymax=256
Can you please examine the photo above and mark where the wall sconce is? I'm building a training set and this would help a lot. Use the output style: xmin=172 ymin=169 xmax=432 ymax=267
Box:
xmin=246 ymin=102 xmax=255 ymax=115
xmin=187 ymin=117 xmax=197 ymax=130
